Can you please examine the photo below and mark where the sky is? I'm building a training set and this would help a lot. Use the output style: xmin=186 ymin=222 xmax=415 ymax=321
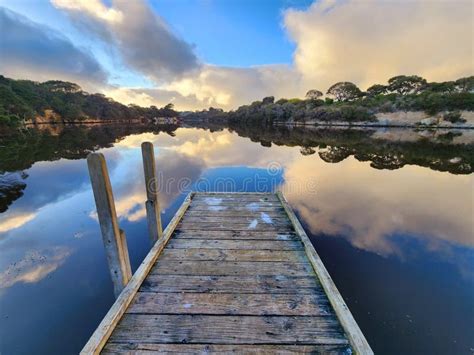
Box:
xmin=0 ymin=0 xmax=472 ymax=110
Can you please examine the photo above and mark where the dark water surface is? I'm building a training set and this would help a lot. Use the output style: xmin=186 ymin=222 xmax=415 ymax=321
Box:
xmin=0 ymin=124 xmax=473 ymax=354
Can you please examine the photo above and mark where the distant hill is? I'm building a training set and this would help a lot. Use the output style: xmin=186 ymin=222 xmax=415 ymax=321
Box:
xmin=0 ymin=75 xmax=177 ymax=126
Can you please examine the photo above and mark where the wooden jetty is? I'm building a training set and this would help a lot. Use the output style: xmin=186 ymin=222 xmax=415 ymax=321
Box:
xmin=82 ymin=143 xmax=372 ymax=354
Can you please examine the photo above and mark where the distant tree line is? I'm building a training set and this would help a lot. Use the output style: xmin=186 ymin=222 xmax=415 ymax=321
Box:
xmin=324 ymin=75 xmax=473 ymax=101
xmin=214 ymin=75 xmax=473 ymax=124
xmin=1 ymin=74 xmax=473 ymax=127
xmin=0 ymin=76 xmax=178 ymax=126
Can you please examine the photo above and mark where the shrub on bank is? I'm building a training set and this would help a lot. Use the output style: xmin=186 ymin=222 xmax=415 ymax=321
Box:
xmin=443 ymin=111 xmax=466 ymax=124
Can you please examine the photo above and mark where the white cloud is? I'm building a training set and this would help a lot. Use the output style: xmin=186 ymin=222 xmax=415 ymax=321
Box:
xmin=104 ymin=88 xmax=156 ymax=107
xmin=0 ymin=212 xmax=37 ymax=233
xmin=0 ymin=247 xmax=71 ymax=288
xmin=284 ymin=0 xmax=474 ymax=90
xmin=51 ymin=0 xmax=123 ymax=23
xmin=0 ymin=7 xmax=107 ymax=91
xmin=104 ymin=65 xmax=303 ymax=111
xmin=52 ymin=0 xmax=199 ymax=82
xmin=165 ymin=64 xmax=304 ymax=107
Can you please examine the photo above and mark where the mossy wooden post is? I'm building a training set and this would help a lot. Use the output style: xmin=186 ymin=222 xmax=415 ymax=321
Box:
xmin=141 ymin=142 xmax=162 ymax=244
xmin=87 ymin=153 xmax=132 ymax=298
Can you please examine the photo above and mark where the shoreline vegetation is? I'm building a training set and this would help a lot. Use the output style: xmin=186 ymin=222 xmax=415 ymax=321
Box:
xmin=183 ymin=75 xmax=474 ymax=128
xmin=0 ymin=74 xmax=473 ymax=130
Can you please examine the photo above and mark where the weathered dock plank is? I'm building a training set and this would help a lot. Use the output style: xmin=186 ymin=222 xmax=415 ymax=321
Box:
xmin=82 ymin=192 xmax=372 ymax=355
xmin=179 ymin=215 xmax=290 ymax=223
xmin=177 ymin=221 xmax=293 ymax=232
xmin=165 ymin=238 xmax=303 ymax=250
xmin=102 ymin=343 xmax=352 ymax=354
xmin=140 ymin=275 xmax=324 ymax=294
xmin=184 ymin=209 xmax=286 ymax=217
xmin=150 ymin=260 xmax=315 ymax=276
xmin=187 ymin=205 xmax=285 ymax=213
xmin=173 ymin=230 xmax=298 ymax=240
xmin=108 ymin=314 xmax=348 ymax=344
xmin=159 ymin=248 xmax=308 ymax=262
xmin=127 ymin=292 xmax=331 ymax=315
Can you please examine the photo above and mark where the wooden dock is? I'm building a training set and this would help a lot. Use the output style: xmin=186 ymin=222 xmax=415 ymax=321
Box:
xmin=82 ymin=146 xmax=372 ymax=354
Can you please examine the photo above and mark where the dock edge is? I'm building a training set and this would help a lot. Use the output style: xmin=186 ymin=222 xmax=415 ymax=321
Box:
xmin=80 ymin=192 xmax=195 ymax=355
xmin=276 ymin=191 xmax=373 ymax=355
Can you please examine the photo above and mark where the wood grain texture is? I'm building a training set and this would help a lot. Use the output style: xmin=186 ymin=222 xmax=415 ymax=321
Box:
xmin=180 ymin=215 xmax=290 ymax=223
xmin=159 ymin=248 xmax=308 ymax=262
xmin=186 ymin=205 xmax=285 ymax=213
xmin=102 ymin=343 xmax=352 ymax=354
xmin=184 ymin=210 xmax=286 ymax=218
xmin=166 ymin=238 xmax=303 ymax=250
xmin=140 ymin=275 xmax=323 ymax=294
xmin=173 ymin=230 xmax=298 ymax=240
xmin=128 ymin=292 xmax=331 ymax=315
xmin=177 ymin=221 xmax=293 ymax=232
xmin=141 ymin=142 xmax=162 ymax=243
xmin=118 ymin=229 xmax=132 ymax=282
xmin=150 ymin=260 xmax=315 ymax=276
xmin=192 ymin=194 xmax=280 ymax=202
xmin=108 ymin=314 xmax=349 ymax=344
xmin=187 ymin=200 xmax=281 ymax=212
xmin=145 ymin=199 xmax=161 ymax=244
xmin=87 ymin=153 xmax=131 ymax=298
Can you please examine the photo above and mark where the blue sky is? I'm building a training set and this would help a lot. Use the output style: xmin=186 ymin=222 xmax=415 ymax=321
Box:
xmin=0 ymin=0 xmax=471 ymax=110
xmin=149 ymin=0 xmax=313 ymax=67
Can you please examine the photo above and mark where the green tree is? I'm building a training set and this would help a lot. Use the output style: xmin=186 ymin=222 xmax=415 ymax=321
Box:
xmin=305 ymin=89 xmax=323 ymax=100
xmin=366 ymin=84 xmax=387 ymax=96
xmin=387 ymin=75 xmax=427 ymax=95
xmin=326 ymin=82 xmax=362 ymax=101
xmin=454 ymin=76 xmax=474 ymax=93
xmin=159 ymin=103 xmax=178 ymax=117
xmin=41 ymin=80 xmax=82 ymax=93
xmin=425 ymin=81 xmax=456 ymax=93
xmin=262 ymin=96 xmax=275 ymax=105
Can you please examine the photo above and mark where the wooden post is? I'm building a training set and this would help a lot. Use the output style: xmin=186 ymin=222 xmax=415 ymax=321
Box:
xmin=119 ymin=229 xmax=132 ymax=278
xmin=141 ymin=142 xmax=162 ymax=244
xmin=87 ymin=153 xmax=132 ymax=298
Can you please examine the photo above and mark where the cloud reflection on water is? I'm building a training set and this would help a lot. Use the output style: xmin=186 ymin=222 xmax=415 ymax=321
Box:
xmin=282 ymin=155 xmax=473 ymax=255
xmin=1 ymin=127 xmax=473 ymax=285
xmin=0 ymin=212 xmax=37 ymax=234
xmin=119 ymin=128 xmax=474 ymax=275
xmin=0 ymin=246 xmax=71 ymax=289
xmin=100 ymin=139 xmax=206 ymax=223
xmin=113 ymin=128 xmax=473 ymax=263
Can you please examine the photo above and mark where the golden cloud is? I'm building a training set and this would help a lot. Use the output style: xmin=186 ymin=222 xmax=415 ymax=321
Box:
xmin=0 ymin=213 xmax=37 ymax=233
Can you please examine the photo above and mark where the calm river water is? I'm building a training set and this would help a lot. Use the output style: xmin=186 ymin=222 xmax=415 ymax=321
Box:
xmin=0 ymin=124 xmax=473 ymax=354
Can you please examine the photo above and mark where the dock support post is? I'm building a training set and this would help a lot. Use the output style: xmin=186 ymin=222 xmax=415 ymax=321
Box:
xmin=141 ymin=142 xmax=163 ymax=244
xmin=87 ymin=153 xmax=132 ymax=298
